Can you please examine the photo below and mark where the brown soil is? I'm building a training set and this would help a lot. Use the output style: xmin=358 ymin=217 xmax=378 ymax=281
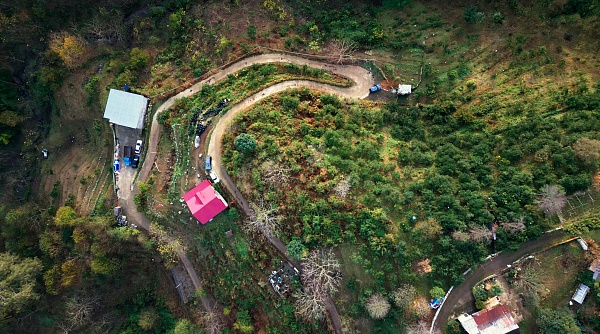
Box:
xmin=40 ymin=66 xmax=114 ymax=214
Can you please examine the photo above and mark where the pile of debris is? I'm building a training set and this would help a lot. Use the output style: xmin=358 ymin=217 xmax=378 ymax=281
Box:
xmin=268 ymin=262 xmax=299 ymax=297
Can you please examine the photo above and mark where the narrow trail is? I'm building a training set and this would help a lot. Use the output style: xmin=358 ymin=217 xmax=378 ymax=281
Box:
xmin=130 ymin=52 xmax=373 ymax=334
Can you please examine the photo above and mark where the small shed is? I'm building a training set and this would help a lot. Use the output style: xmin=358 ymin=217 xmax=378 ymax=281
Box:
xmin=397 ymin=84 xmax=412 ymax=95
xmin=572 ymin=284 xmax=590 ymax=304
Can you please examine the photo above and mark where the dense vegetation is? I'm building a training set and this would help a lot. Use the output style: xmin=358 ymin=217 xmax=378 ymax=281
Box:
xmin=0 ymin=0 xmax=599 ymax=332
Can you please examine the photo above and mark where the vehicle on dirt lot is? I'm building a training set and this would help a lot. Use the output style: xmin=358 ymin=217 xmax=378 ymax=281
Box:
xmin=135 ymin=140 xmax=142 ymax=154
xmin=369 ymin=84 xmax=382 ymax=93
xmin=209 ymin=171 xmax=220 ymax=183
xmin=132 ymin=154 xmax=139 ymax=168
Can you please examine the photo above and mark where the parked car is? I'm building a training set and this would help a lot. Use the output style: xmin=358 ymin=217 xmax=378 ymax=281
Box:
xmin=42 ymin=149 xmax=48 ymax=159
xmin=369 ymin=84 xmax=382 ymax=93
xmin=113 ymin=159 xmax=120 ymax=173
xmin=209 ymin=171 xmax=220 ymax=183
xmin=132 ymin=154 xmax=139 ymax=168
xmin=135 ymin=139 xmax=143 ymax=154
xmin=205 ymin=156 xmax=212 ymax=171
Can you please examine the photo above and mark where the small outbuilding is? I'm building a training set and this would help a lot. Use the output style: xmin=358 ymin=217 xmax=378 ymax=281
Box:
xmin=103 ymin=89 xmax=149 ymax=131
xmin=572 ymin=284 xmax=590 ymax=304
xmin=397 ymin=84 xmax=412 ymax=96
xmin=183 ymin=180 xmax=228 ymax=224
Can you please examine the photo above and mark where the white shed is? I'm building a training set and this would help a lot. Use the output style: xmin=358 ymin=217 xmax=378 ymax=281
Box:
xmin=397 ymin=84 xmax=412 ymax=95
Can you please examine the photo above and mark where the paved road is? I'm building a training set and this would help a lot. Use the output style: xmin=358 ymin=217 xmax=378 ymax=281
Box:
xmin=433 ymin=230 xmax=569 ymax=331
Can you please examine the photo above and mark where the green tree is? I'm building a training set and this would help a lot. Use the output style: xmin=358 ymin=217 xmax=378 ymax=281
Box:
xmin=233 ymin=309 xmax=254 ymax=333
xmin=536 ymin=307 xmax=581 ymax=334
xmin=171 ymin=319 xmax=204 ymax=334
xmin=138 ymin=307 xmax=158 ymax=330
xmin=287 ymin=238 xmax=308 ymax=259
xmin=54 ymin=206 xmax=77 ymax=227
xmin=430 ymin=286 xmax=445 ymax=299
xmin=234 ymin=133 xmax=257 ymax=154
xmin=0 ymin=252 xmax=42 ymax=316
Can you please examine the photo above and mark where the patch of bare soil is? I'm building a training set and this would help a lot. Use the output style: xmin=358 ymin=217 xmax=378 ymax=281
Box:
xmin=495 ymin=275 xmax=527 ymax=324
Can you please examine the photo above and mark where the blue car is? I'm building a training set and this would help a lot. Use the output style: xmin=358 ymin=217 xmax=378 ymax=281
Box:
xmin=113 ymin=159 xmax=120 ymax=173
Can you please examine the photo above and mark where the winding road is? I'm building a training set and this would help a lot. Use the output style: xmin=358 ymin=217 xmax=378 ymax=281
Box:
xmin=125 ymin=51 xmax=577 ymax=334
xmin=130 ymin=53 xmax=372 ymax=334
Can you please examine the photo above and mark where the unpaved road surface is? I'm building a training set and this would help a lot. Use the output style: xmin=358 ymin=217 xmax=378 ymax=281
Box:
xmin=433 ymin=230 xmax=568 ymax=331
xmin=132 ymin=53 xmax=372 ymax=334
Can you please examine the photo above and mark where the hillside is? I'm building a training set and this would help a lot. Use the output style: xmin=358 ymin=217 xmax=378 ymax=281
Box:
xmin=0 ymin=0 xmax=599 ymax=333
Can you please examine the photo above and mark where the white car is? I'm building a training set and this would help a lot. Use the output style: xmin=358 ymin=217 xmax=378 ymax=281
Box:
xmin=135 ymin=140 xmax=142 ymax=154
xmin=209 ymin=171 xmax=220 ymax=183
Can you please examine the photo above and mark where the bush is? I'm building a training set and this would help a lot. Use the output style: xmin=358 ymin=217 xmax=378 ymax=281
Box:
xmin=430 ymin=286 xmax=445 ymax=299
xmin=234 ymin=133 xmax=257 ymax=154
xmin=493 ymin=11 xmax=505 ymax=23
xmin=464 ymin=6 xmax=485 ymax=23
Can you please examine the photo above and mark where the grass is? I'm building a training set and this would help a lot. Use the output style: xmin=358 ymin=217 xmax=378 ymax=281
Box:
xmin=508 ymin=241 xmax=589 ymax=330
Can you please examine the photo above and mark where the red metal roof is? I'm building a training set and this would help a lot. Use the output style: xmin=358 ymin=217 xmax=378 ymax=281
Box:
xmin=183 ymin=180 xmax=228 ymax=224
xmin=473 ymin=305 xmax=515 ymax=330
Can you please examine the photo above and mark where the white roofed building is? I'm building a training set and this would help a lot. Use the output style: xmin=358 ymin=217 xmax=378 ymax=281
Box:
xmin=103 ymin=89 xmax=149 ymax=131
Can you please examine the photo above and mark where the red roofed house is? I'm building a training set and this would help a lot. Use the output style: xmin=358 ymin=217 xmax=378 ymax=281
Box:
xmin=458 ymin=304 xmax=520 ymax=334
xmin=183 ymin=180 xmax=228 ymax=224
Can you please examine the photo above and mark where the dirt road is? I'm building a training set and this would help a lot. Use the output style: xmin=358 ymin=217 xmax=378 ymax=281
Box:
xmin=433 ymin=230 xmax=568 ymax=331
xmin=132 ymin=53 xmax=372 ymax=334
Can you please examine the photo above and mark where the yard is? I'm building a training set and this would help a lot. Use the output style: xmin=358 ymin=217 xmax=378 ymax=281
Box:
xmin=501 ymin=240 xmax=597 ymax=332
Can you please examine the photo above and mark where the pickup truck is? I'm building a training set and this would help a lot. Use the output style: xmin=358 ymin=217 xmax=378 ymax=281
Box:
xmin=123 ymin=146 xmax=133 ymax=166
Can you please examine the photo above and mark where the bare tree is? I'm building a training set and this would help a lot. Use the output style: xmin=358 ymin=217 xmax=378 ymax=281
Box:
xmin=301 ymin=249 xmax=342 ymax=295
xmin=573 ymin=137 xmax=600 ymax=165
xmin=536 ymin=184 xmax=567 ymax=216
xmin=246 ymin=200 xmax=281 ymax=238
xmin=334 ymin=176 xmax=351 ymax=198
xmin=260 ymin=161 xmax=292 ymax=187
xmin=295 ymin=249 xmax=342 ymax=321
xmin=82 ymin=8 xmax=125 ymax=44
xmin=57 ymin=293 xmax=100 ymax=332
xmin=500 ymin=217 xmax=526 ymax=234
xmin=293 ymin=287 xmax=326 ymax=321
xmin=392 ymin=284 xmax=417 ymax=310
xmin=326 ymin=39 xmax=357 ymax=64
xmin=451 ymin=230 xmax=470 ymax=242
xmin=469 ymin=225 xmax=493 ymax=242
xmin=366 ymin=293 xmax=390 ymax=319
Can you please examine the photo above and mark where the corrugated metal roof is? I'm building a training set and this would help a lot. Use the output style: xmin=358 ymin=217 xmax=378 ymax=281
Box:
xmin=103 ymin=89 xmax=148 ymax=129
xmin=572 ymin=284 xmax=590 ymax=304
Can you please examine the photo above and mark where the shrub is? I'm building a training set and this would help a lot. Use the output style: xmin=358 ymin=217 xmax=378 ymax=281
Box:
xmin=464 ymin=6 xmax=485 ymax=23
xmin=430 ymin=286 xmax=445 ymax=299
xmin=493 ymin=11 xmax=505 ymax=23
